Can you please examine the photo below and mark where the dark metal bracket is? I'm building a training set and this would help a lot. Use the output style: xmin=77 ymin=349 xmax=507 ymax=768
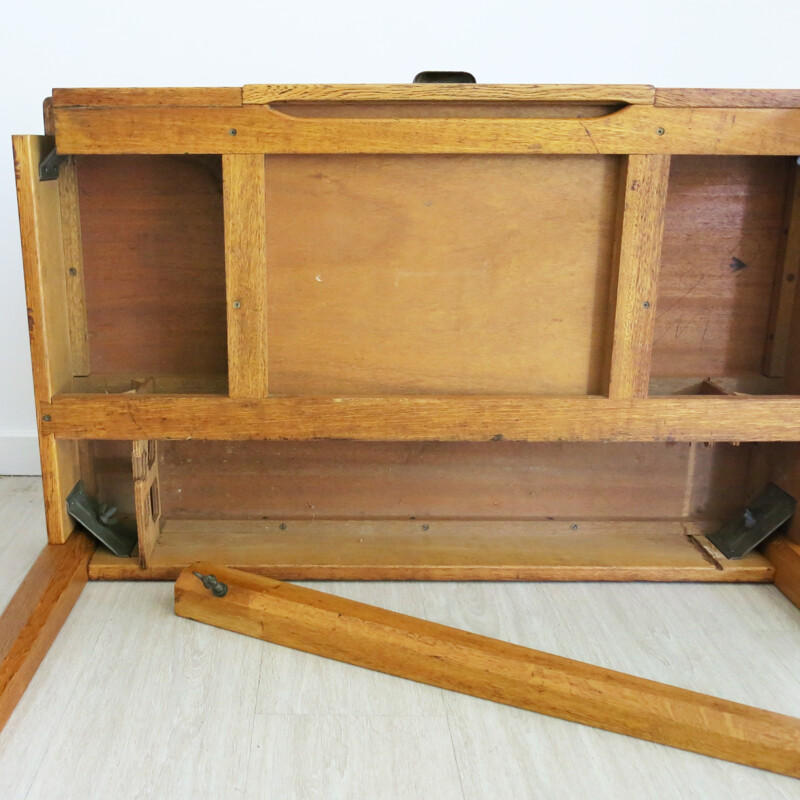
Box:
xmin=66 ymin=481 xmax=138 ymax=557
xmin=39 ymin=148 xmax=67 ymax=181
xmin=708 ymin=482 xmax=797 ymax=560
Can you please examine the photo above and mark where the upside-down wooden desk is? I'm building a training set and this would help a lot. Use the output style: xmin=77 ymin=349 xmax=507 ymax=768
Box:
xmin=5 ymin=82 xmax=800 ymax=731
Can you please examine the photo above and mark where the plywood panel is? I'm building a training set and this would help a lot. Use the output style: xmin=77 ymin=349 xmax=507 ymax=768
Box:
xmin=264 ymin=154 xmax=619 ymax=395
xmin=158 ymin=441 xmax=693 ymax=521
xmin=652 ymin=156 xmax=790 ymax=378
xmin=78 ymin=155 xmax=227 ymax=376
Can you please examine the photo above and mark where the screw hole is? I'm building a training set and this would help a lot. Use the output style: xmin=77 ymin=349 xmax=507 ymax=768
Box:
xmin=643 ymin=301 xmax=651 ymax=309
xmin=229 ymin=128 xmax=237 ymax=136
xmin=69 ymin=267 xmax=77 ymax=276
xmin=233 ymin=300 xmax=242 ymax=309
xmin=43 ymin=415 xmax=51 ymax=422
xmin=656 ymin=127 xmax=665 ymax=136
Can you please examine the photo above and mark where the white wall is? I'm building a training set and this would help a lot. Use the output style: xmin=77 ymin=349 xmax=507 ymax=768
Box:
xmin=1 ymin=0 xmax=799 ymax=473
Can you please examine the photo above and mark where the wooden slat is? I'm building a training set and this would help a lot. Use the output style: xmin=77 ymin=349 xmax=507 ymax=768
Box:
xmin=174 ymin=563 xmax=800 ymax=777
xmin=223 ymin=155 xmax=269 ymax=397
xmin=89 ymin=519 xmax=772 ymax=581
xmin=607 ymin=155 xmax=671 ymax=397
xmin=52 ymin=105 xmax=800 ymax=156
xmin=13 ymin=135 xmax=80 ymax=543
xmin=58 ymin=156 xmax=90 ymax=376
xmin=764 ymin=162 xmax=800 ymax=376
xmin=244 ymin=84 xmax=656 ymax=105
xmin=132 ymin=440 xmax=161 ymax=568
xmin=763 ymin=536 xmax=800 ymax=610
xmin=655 ymin=89 xmax=800 ymax=108
xmin=52 ymin=87 xmax=243 ymax=107
xmin=39 ymin=394 xmax=800 ymax=443
xmin=0 ymin=533 xmax=95 ymax=733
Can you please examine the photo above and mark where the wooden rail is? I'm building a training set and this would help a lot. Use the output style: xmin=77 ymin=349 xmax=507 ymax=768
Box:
xmin=39 ymin=394 xmax=800 ymax=442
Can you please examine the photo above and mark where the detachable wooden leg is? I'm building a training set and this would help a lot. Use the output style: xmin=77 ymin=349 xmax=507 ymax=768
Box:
xmin=0 ymin=532 xmax=95 ymax=732
xmin=176 ymin=562 xmax=800 ymax=779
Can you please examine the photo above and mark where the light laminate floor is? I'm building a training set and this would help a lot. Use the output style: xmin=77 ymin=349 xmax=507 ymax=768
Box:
xmin=2 ymin=475 xmax=800 ymax=799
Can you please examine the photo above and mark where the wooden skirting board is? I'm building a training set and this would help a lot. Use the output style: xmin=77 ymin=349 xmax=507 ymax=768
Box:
xmin=88 ymin=519 xmax=774 ymax=581
xmin=174 ymin=563 xmax=800 ymax=778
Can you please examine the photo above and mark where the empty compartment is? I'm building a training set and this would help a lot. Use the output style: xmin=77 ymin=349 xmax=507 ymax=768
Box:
xmin=650 ymin=156 xmax=796 ymax=395
xmin=87 ymin=439 xmax=773 ymax=581
xmin=76 ymin=155 xmax=227 ymax=393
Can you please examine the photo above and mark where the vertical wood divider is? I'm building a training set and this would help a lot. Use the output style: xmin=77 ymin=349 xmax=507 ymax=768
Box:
xmin=223 ymin=154 xmax=269 ymax=397
xmin=13 ymin=136 xmax=80 ymax=543
xmin=58 ymin=156 xmax=91 ymax=376
xmin=764 ymin=161 xmax=800 ymax=377
xmin=606 ymin=154 xmax=671 ymax=398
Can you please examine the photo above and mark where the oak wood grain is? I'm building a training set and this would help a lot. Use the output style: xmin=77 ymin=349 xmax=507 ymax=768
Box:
xmin=243 ymin=84 xmax=656 ymax=104
xmin=655 ymin=88 xmax=800 ymax=108
xmin=607 ymin=155 xmax=670 ymax=397
xmin=13 ymin=135 xmax=80 ymax=543
xmin=223 ymin=155 xmax=268 ymax=397
xmin=0 ymin=532 xmax=94 ymax=733
xmin=39 ymin=393 xmax=800 ymax=442
xmin=52 ymin=87 xmax=243 ymax=107
xmin=57 ymin=156 xmax=89 ymax=376
xmin=52 ymin=105 xmax=800 ymax=155
xmin=174 ymin=563 xmax=800 ymax=778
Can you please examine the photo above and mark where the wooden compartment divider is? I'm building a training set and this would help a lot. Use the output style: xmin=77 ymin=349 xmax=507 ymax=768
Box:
xmin=764 ymin=161 xmax=800 ymax=377
xmin=606 ymin=154 xmax=670 ymax=397
xmin=223 ymin=154 xmax=269 ymax=397
xmin=131 ymin=440 xmax=161 ymax=568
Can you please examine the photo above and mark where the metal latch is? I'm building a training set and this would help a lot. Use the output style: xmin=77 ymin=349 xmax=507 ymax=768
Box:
xmin=66 ymin=481 xmax=138 ymax=557
xmin=708 ymin=482 xmax=797 ymax=559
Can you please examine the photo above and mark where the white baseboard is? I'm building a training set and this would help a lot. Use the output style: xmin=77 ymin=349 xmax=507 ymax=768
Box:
xmin=0 ymin=434 xmax=42 ymax=475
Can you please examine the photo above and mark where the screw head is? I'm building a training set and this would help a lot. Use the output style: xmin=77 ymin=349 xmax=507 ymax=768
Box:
xmin=43 ymin=414 xmax=51 ymax=422
xmin=229 ymin=128 xmax=237 ymax=136
xmin=69 ymin=267 xmax=77 ymax=276
xmin=232 ymin=300 xmax=242 ymax=309
xmin=656 ymin=127 xmax=666 ymax=136
xmin=422 ymin=524 xmax=430 ymax=531
xmin=643 ymin=301 xmax=651 ymax=309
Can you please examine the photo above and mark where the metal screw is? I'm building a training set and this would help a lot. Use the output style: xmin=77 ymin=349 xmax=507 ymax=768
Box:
xmin=69 ymin=267 xmax=77 ymax=276
xmin=193 ymin=571 xmax=228 ymax=597
xmin=643 ymin=301 xmax=651 ymax=309
xmin=229 ymin=128 xmax=237 ymax=136
xmin=279 ymin=523 xmax=287 ymax=530
xmin=422 ymin=524 xmax=429 ymax=531
xmin=656 ymin=127 xmax=665 ymax=136
xmin=43 ymin=414 xmax=51 ymax=422
xmin=233 ymin=300 xmax=242 ymax=309
xmin=571 ymin=524 xmax=579 ymax=531
xmin=99 ymin=503 xmax=118 ymax=525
